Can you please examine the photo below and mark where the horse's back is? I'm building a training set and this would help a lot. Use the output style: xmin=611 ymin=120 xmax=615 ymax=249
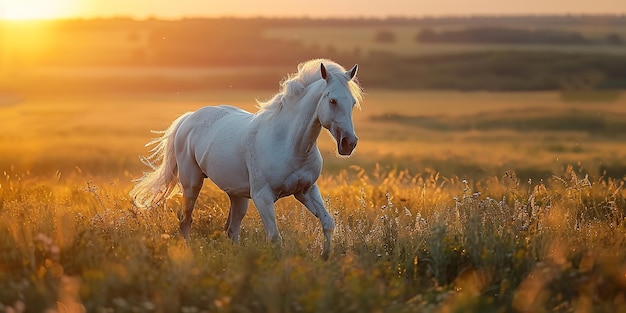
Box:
xmin=190 ymin=105 xmax=251 ymax=126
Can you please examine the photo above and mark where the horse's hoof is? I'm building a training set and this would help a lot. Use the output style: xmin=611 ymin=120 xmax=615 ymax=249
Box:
xmin=321 ymin=250 xmax=330 ymax=261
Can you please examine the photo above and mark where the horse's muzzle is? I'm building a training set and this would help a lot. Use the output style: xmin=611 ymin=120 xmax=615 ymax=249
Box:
xmin=338 ymin=134 xmax=358 ymax=156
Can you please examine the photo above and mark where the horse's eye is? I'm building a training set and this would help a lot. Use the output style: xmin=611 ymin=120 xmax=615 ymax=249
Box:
xmin=329 ymin=98 xmax=337 ymax=105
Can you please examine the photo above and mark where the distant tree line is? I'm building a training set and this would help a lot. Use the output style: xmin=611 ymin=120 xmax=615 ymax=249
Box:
xmin=7 ymin=18 xmax=626 ymax=92
xmin=359 ymin=51 xmax=626 ymax=91
xmin=415 ymin=27 xmax=621 ymax=45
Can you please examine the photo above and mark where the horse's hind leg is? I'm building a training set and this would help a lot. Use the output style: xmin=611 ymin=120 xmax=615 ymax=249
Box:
xmin=224 ymin=194 xmax=249 ymax=243
xmin=178 ymin=163 xmax=205 ymax=241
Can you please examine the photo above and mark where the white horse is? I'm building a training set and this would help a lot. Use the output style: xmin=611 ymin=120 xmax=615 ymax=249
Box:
xmin=130 ymin=59 xmax=363 ymax=259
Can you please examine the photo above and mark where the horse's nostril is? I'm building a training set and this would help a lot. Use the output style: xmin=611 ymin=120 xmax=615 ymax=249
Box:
xmin=339 ymin=136 xmax=356 ymax=155
xmin=341 ymin=138 xmax=351 ymax=149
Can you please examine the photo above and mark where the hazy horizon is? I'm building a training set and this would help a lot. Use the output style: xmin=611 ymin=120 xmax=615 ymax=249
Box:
xmin=2 ymin=0 xmax=625 ymax=21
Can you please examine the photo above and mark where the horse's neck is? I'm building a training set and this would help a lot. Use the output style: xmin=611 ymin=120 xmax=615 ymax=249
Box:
xmin=283 ymin=82 xmax=325 ymax=155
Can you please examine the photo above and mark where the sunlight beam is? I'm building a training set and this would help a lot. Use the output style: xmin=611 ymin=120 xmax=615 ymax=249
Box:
xmin=0 ymin=0 xmax=77 ymax=20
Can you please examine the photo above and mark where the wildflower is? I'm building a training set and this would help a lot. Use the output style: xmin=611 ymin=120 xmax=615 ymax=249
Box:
xmin=35 ymin=233 xmax=53 ymax=246
xmin=181 ymin=306 xmax=199 ymax=313
xmin=142 ymin=301 xmax=156 ymax=311
xmin=6 ymin=301 xmax=26 ymax=313
xmin=112 ymin=298 xmax=128 ymax=308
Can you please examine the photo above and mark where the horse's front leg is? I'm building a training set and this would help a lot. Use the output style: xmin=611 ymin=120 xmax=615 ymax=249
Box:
xmin=251 ymin=188 xmax=281 ymax=244
xmin=295 ymin=184 xmax=335 ymax=260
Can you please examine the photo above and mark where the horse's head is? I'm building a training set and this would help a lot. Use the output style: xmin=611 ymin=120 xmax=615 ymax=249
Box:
xmin=318 ymin=63 xmax=359 ymax=156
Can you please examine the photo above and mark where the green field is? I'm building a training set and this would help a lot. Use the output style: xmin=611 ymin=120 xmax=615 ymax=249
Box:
xmin=263 ymin=25 xmax=626 ymax=56
xmin=1 ymin=88 xmax=626 ymax=311
xmin=3 ymin=89 xmax=626 ymax=180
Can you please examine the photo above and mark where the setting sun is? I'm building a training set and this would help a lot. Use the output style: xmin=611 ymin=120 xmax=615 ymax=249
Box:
xmin=0 ymin=0 xmax=78 ymax=20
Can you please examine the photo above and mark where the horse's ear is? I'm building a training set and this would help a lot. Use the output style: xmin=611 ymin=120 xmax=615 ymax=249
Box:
xmin=320 ymin=63 xmax=328 ymax=81
xmin=347 ymin=64 xmax=358 ymax=80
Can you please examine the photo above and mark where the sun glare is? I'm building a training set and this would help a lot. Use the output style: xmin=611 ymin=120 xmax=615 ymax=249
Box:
xmin=0 ymin=0 xmax=76 ymax=20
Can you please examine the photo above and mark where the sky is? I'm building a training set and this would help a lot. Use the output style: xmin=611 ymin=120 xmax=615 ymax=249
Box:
xmin=1 ymin=0 xmax=625 ymax=20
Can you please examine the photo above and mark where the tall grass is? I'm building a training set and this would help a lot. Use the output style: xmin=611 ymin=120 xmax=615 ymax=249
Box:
xmin=1 ymin=165 xmax=624 ymax=312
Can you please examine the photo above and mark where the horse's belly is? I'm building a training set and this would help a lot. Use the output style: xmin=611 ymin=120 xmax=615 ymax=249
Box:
xmin=205 ymin=162 xmax=251 ymax=197
xmin=190 ymin=106 xmax=253 ymax=197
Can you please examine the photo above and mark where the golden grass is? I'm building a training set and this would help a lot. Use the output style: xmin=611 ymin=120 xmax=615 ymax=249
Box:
xmin=0 ymin=163 xmax=625 ymax=311
xmin=1 ymin=89 xmax=626 ymax=311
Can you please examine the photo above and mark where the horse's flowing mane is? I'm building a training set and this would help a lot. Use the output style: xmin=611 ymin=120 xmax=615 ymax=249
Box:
xmin=257 ymin=59 xmax=364 ymax=114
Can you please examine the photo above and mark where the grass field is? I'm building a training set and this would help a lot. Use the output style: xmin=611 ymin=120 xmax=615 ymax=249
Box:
xmin=3 ymin=89 xmax=626 ymax=179
xmin=263 ymin=25 xmax=626 ymax=56
xmin=1 ymin=88 xmax=626 ymax=311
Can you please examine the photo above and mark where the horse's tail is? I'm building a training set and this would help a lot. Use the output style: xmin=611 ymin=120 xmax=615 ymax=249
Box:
xmin=130 ymin=112 xmax=193 ymax=208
